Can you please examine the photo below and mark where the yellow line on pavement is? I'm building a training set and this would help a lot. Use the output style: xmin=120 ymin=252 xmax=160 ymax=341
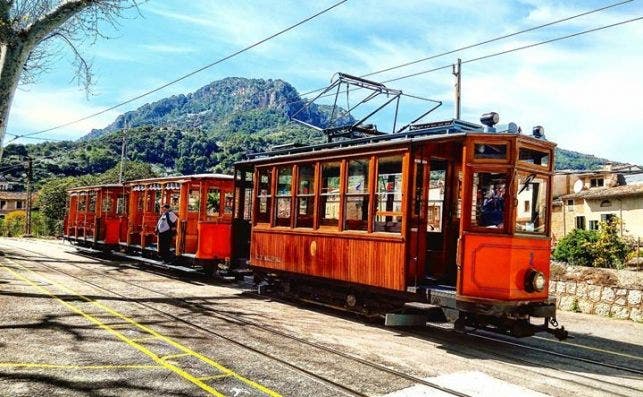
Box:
xmin=0 ymin=363 xmax=160 ymax=370
xmin=161 ymin=353 xmax=192 ymax=361
xmin=1 ymin=260 xmax=282 ymax=397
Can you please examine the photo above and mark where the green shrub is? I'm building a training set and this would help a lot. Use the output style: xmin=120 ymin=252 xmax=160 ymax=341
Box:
xmin=552 ymin=228 xmax=598 ymax=266
xmin=591 ymin=218 xmax=631 ymax=269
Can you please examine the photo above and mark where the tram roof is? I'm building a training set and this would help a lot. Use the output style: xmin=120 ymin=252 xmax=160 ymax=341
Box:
xmin=237 ymin=119 xmax=555 ymax=167
xmin=126 ymin=173 xmax=233 ymax=185
xmin=67 ymin=183 xmax=123 ymax=193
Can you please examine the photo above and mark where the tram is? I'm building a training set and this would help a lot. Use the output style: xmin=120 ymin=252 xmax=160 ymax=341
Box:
xmin=64 ymin=184 xmax=129 ymax=249
xmin=235 ymin=116 xmax=565 ymax=338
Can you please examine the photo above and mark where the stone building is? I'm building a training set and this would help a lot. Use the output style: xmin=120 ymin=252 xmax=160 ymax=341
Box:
xmin=0 ymin=191 xmax=28 ymax=218
xmin=551 ymin=164 xmax=643 ymax=242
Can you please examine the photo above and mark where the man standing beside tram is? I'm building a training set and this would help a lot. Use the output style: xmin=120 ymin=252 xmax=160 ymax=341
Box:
xmin=156 ymin=204 xmax=178 ymax=263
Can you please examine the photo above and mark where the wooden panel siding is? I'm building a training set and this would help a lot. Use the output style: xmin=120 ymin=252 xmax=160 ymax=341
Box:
xmin=251 ymin=229 xmax=406 ymax=291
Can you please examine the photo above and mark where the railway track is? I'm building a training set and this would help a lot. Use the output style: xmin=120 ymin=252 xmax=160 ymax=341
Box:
xmin=1 ymin=243 xmax=470 ymax=397
xmin=4 ymin=240 xmax=642 ymax=396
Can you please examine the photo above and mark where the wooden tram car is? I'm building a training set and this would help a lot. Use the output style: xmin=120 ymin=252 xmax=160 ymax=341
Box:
xmin=234 ymin=116 xmax=566 ymax=338
xmin=122 ymin=174 xmax=235 ymax=268
xmin=64 ymin=174 xmax=236 ymax=272
xmin=64 ymin=184 xmax=129 ymax=249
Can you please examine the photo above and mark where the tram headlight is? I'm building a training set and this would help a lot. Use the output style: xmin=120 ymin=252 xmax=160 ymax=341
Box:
xmin=525 ymin=269 xmax=546 ymax=292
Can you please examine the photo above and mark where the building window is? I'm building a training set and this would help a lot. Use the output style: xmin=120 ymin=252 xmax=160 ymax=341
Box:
xmin=256 ymin=168 xmax=272 ymax=224
xmin=16 ymin=200 xmax=24 ymax=209
xmin=296 ymin=164 xmax=315 ymax=228
xmin=589 ymin=220 xmax=599 ymax=230
xmin=575 ymin=216 xmax=586 ymax=230
xmin=567 ymin=199 xmax=574 ymax=212
xmin=0 ymin=200 xmax=6 ymax=210
xmin=600 ymin=199 xmax=611 ymax=207
xmin=375 ymin=156 xmax=403 ymax=233
xmin=344 ymin=158 xmax=370 ymax=231
xmin=275 ymin=167 xmax=293 ymax=227
xmin=590 ymin=178 xmax=604 ymax=188
xmin=524 ymin=200 xmax=530 ymax=212
xmin=601 ymin=213 xmax=616 ymax=224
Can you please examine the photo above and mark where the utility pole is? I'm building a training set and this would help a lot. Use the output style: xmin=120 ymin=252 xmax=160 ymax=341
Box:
xmin=452 ymin=58 xmax=462 ymax=120
xmin=24 ymin=156 xmax=33 ymax=237
xmin=118 ymin=122 xmax=127 ymax=184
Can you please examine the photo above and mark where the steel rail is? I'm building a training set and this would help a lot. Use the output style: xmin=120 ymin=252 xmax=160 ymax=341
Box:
xmin=3 ymin=244 xmax=468 ymax=397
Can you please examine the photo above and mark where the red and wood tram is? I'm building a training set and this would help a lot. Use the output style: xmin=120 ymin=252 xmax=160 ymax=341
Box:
xmin=234 ymin=116 xmax=566 ymax=338
xmin=64 ymin=174 xmax=236 ymax=273
xmin=64 ymin=184 xmax=129 ymax=248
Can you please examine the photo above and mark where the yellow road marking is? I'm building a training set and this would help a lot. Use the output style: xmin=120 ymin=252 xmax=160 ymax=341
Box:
xmin=0 ymin=363 xmax=160 ymax=370
xmin=1 ymin=260 xmax=282 ymax=397
xmin=533 ymin=336 xmax=643 ymax=361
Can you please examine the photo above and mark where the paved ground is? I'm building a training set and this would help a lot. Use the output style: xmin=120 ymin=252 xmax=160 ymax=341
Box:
xmin=0 ymin=238 xmax=641 ymax=397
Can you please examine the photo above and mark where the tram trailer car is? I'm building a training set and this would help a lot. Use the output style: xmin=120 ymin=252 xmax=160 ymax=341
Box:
xmin=64 ymin=184 xmax=129 ymax=250
xmin=235 ymin=115 xmax=567 ymax=339
xmin=122 ymin=174 xmax=236 ymax=272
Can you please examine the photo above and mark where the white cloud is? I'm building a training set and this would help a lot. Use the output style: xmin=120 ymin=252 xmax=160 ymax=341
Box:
xmin=6 ymin=87 xmax=120 ymax=142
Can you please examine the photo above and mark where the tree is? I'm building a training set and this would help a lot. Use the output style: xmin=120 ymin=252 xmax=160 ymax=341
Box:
xmin=0 ymin=0 xmax=141 ymax=161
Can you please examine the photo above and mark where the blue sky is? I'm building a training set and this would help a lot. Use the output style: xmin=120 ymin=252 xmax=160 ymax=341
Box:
xmin=7 ymin=0 xmax=643 ymax=164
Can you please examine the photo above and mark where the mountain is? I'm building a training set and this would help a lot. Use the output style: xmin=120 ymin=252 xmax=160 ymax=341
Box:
xmin=0 ymin=77 xmax=623 ymax=187
xmin=84 ymin=77 xmax=348 ymax=140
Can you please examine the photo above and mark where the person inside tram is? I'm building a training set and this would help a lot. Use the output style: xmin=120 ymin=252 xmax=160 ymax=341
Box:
xmin=156 ymin=204 xmax=178 ymax=263
xmin=480 ymin=183 xmax=505 ymax=227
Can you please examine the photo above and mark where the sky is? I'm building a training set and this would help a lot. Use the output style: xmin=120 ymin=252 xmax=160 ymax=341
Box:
xmin=6 ymin=0 xmax=643 ymax=164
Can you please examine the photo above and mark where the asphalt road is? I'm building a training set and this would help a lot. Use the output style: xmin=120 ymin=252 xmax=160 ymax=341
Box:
xmin=0 ymin=238 xmax=641 ymax=397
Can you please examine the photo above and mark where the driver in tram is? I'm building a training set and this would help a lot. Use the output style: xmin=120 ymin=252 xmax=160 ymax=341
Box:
xmin=480 ymin=184 xmax=505 ymax=227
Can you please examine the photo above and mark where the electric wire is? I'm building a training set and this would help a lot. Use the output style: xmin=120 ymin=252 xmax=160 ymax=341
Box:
xmin=11 ymin=0 xmax=348 ymax=141
xmin=8 ymin=1 xmax=639 ymax=143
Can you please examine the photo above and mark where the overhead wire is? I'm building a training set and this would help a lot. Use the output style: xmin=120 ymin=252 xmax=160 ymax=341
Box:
xmin=7 ymin=0 xmax=639 ymax=143
xmin=12 ymin=0 xmax=349 ymax=141
xmin=297 ymin=0 xmax=635 ymax=98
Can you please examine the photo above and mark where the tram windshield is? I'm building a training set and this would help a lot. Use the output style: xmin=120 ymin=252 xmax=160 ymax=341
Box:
xmin=471 ymin=172 xmax=507 ymax=230
xmin=515 ymin=173 xmax=548 ymax=235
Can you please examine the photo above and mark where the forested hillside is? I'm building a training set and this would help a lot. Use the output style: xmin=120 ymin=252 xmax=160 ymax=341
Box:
xmin=0 ymin=77 xmax=616 ymax=189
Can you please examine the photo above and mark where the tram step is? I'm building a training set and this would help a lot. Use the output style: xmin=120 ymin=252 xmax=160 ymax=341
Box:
xmin=111 ymin=251 xmax=199 ymax=273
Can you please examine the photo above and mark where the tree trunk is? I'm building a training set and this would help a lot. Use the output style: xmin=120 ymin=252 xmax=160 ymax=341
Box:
xmin=0 ymin=41 xmax=31 ymax=161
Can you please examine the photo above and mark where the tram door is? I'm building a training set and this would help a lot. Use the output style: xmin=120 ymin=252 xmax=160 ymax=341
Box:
xmin=232 ymin=166 xmax=254 ymax=264
xmin=408 ymin=149 xmax=459 ymax=286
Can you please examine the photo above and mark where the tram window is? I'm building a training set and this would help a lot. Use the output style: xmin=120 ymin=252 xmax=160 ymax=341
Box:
xmin=345 ymin=158 xmax=370 ymax=231
xmin=296 ymin=164 xmax=315 ymax=228
xmin=256 ymin=168 xmax=272 ymax=224
xmin=412 ymin=160 xmax=426 ymax=221
xmin=428 ymin=164 xmax=446 ymax=232
xmin=188 ymin=187 xmax=201 ymax=212
xmin=474 ymin=143 xmax=507 ymax=160
xmin=319 ymin=162 xmax=341 ymax=227
xmin=275 ymin=167 xmax=293 ymax=227
xmin=515 ymin=174 xmax=548 ymax=234
xmin=471 ymin=172 xmax=508 ymax=230
xmin=78 ymin=195 xmax=86 ymax=211
xmin=374 ymin=156 xmax=403 ymax=233
xmin=207 ymin=187 xmax=220 ymax=216
xmin=137 ymin=193 xmax=143 ymax=211
xmin=88 ymin=193 xmax=96 ymax=212
xmin=102 ymin=195 xmax=112 ymax=214
xmin=116 ymin=196 xmax=127 ymax=215
xmin=519 ymin=148 xmax=550 ymax=168
xmin=154 ymin=190 xmax=162 ymax=213
xmin=224 ymin=192 xmax=234 ymax=215
xmin=170 ymin=192 xmax=180 ymax=208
